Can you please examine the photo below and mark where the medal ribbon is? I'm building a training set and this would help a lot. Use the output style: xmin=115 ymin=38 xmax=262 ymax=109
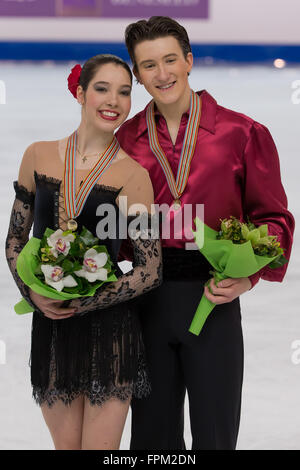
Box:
xmin=146 ymin=90 xmax=201 ymax=202
xmin=64 ymin=131 xmax=120 ymax=220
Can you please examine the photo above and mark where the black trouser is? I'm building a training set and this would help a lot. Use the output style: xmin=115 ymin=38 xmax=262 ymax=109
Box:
xmin=130 ymin=279 xmax=244 ymax=450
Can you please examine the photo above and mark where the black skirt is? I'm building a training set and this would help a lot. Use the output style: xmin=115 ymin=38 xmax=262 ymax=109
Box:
xmin=30 ymin=300 xmax=151 ymax=408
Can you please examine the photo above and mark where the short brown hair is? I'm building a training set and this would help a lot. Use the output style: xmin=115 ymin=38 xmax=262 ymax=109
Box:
xmin=125 ymin=16 xmax=192 ymax=72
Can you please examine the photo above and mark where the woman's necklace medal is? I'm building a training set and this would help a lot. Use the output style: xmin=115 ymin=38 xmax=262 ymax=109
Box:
xmin=64 ymin=131 xmax=120 ymax=232
xmin=67 ymin=219 xmax=78 ymax=231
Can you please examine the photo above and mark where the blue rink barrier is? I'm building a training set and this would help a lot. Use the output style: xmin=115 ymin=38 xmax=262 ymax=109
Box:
xmin=0 ymin=41 xmax=300 ymax=63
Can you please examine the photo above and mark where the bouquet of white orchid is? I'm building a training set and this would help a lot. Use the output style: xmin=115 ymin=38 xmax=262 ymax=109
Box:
xmin=14 ymin=226 xmax=117 ymax=315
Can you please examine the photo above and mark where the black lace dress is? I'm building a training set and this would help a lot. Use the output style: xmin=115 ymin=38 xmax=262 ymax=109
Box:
xmin=6 ymin=171 xmax=162 ymax=408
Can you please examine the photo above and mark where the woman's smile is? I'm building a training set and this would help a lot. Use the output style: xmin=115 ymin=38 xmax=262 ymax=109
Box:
xmin=97 ymin=109 xmax=120 ymax=121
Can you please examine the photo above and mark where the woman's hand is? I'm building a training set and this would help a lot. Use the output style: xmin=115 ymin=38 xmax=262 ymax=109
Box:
xmin=204 ymin=277 xmax=252 ymax=305
xmin=29 ymin=289 xmax=77 ymax=320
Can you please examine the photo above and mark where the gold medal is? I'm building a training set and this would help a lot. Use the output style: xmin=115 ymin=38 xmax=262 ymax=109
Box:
xmin=67 ymin=219 xmax=78 ymax=231
xmin=173 ymin=199 xmax=181 ymax=210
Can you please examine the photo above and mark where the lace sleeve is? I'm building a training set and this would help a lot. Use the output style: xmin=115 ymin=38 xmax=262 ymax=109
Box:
xmin=69 ymin=214 xmax=163 ymax=316
xmin=5 ymin=182 xmax=41 ymax=314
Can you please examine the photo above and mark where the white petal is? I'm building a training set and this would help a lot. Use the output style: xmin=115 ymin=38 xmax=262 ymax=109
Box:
xmin=63 ymin=275 xmax=78 ymax=287
xmin=48 ymin=230 xmax=63 ymax=246
xmin=53 ymin=229 xmax=63 ymax=237
xmin=74 ymin=269 xmax=85 ymax=277
xmin=96 ymin=268 xmax=108 ymax=281
xmin=47 ymin=238 xmax=55 ymax=248
xmin=60 ymin=244 xmax=70 ymax=256
xmin=45 ymin=279 xmax=64 ymax=292
xmin=64 ymin=234 xmax=75 ymax=243
xmin=50 ymin=247 xmax=58 ymax=258
xmin=41 ymin=264 xmax=54 ymax=278
xmin=95 ymin=252 xmax=108 ymax=267
xmin=85 ymin=271 xmax=99 ymax=282
xmin=84 ymin=248 xmax=98 ymax=259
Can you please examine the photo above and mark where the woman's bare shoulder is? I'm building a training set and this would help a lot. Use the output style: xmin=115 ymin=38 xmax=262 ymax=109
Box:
xmin=26 ymin=139 xmax=61 ymax=156
xmin=118 ymin=147 xmax=148 ymax=175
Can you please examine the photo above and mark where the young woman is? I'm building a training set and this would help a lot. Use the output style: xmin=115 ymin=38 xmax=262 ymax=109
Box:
xmin=5 ymin=54 xmax=162 ymax=450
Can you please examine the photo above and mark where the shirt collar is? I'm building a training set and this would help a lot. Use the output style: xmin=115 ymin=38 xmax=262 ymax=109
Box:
xmin=136 ymin=89 xmax=217 ymax=138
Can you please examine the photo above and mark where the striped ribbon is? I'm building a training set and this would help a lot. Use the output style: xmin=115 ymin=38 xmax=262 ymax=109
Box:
xmin=146 ymin=90 xmax=201 ymax=203
xmin=63 ymin=131 xmax=120 ymax=219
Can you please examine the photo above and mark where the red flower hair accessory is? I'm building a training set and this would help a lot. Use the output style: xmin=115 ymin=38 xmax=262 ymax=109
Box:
xmin=67 ymin=64 xmax=82 ymax=98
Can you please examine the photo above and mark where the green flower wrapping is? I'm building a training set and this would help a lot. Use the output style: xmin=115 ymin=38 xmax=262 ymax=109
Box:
xmin=189 ymin=217 xmax=287 ymax=336
xmin=14 ymin=226 xmax=118 ymax=315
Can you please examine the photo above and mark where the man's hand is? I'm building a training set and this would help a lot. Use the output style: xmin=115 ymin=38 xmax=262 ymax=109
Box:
xmin=29 ymin=289 xmax=77 ymax=320
xmin=204 ymin=277 xmax=252 ymax=305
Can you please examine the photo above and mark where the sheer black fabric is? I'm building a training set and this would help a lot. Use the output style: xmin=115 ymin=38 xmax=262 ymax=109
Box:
xmin=5 ymin=182 xmax=42 ymax=315
xmin=6 ymin=174 xmax=162 ymax=408
xmin=31 ymin=303 xmax=152 ymax=407
xmin=69 ymin=214 xmax=162 ymax=316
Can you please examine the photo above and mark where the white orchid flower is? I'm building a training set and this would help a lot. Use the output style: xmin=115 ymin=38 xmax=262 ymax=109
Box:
xmin=41 ymin=265 xmax=78 ymax=292
xmin=75 ymin=248 xmax=108 ymax=282
xmin=47 ymin=229 xmax=75 ymax=258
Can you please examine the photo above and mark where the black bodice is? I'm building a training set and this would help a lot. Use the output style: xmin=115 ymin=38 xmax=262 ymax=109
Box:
xmin=33 ymin=171 xmax=124 ymax=276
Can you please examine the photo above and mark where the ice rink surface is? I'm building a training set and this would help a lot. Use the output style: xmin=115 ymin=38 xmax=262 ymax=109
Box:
xmin=0 ymin=62 xmax=299 ymax=450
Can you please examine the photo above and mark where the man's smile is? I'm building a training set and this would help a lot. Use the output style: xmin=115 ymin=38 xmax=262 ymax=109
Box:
xmin=156 ymin=81 xmax=176 ymax=91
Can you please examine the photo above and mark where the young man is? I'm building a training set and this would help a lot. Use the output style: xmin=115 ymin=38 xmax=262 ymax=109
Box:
xmin=116 ymin=16 xmax=294 ymax=450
